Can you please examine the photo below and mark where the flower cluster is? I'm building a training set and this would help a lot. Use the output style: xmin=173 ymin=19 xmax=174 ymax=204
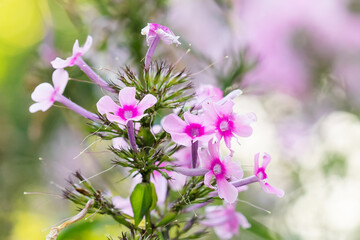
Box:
xmin=30 ymin=23 xmax=284 ymax=240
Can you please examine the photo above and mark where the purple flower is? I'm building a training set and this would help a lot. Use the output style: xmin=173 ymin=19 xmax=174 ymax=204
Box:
xmin=162 ymin=112 xmax=215 ymax=147
xmin=200 ymin=141 xmax=243 ymax=203
xmin=204 ymin=100 xmax=256 ymax=150
xmin=254 ymin=152 xmax=284 ymax=198
xmin=29 ymin=69 xmax=69 ymax=113
xmin=96 ymin=87 xmax=157 ymax=125
xmin=202 ymin=204 xmax=250 ymax=240
xmin=51 ymin=36 xmax=92 ymax=69
xmin=141 ymin=23 xmax=180 ymax=69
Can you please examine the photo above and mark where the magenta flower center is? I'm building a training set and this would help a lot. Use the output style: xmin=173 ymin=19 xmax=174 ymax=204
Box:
xmin=216 ymin=116 xmax=234 ymax=135
xmin=256 ymin=167 xmax=267 ymax=180
xmin=213 ymin=163 xmax=222 ymax=175
xmin=70 ymin=52 xmax=82 ymax=66
xmin=211 ymin=159 xmax=226 ymax=176
xmin=219 ymin=120 xmax=229 ymax=131
xmin=117 ymin=105 xmax=138 ymax=120
xmin=184 ymin=123 xmax=205 ymax=138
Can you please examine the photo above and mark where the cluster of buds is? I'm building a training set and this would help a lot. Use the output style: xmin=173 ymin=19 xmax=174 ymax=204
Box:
xmin=30 ymin=23 xmax=284 ymax=240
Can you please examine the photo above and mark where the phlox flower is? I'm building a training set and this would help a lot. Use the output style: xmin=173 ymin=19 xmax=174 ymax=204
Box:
xmin=141 ymin=23 xmax=180 ymax=69
xmin=189 ymin=85 xmax=223 ymax=109
xmin=202 ymin=204 xmax=250 ymax=240
xmin=254 ymin=152 xmax=284 ymax=198
xmin=29 ymin=69 xmax=69 ymax=113
xmin=162 ymin=112 xmax=214 ymax=147
xmin=199 ymin=141 xmax=243 ymax=203
xmin=112 ymin=196 xmax=133 ymax=216
xmin=96 ymin=87 xmax=157 ymax=125
xmin=204 ymin=100 xmax=256 ymax=151
xmin=51 ymin=36 xmax=92 ymax=69
xmin=112 ymin=137 xmax=130 ymax=150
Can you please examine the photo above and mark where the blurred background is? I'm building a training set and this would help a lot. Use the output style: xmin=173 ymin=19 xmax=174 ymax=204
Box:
xmin=1 ymin=0 xmax=360 ymax=239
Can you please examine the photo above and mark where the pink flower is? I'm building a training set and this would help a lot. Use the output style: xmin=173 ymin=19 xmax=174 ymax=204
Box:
xmin=96 ymin=87 xmax=157 ymax=125
xmin=162 ymin=112 xmax=214 ymax=147
xmin=254 ymin=152 xmax=284 ymax=198
xmin=199 ymin=141 xmax=243 ymax=203
xmin=202 ymin=204 xmax=250 ymax=240
xmin=51 ymin=36 xmax=92 ymax=69
xmin=112 ymin=137 xmax=130 ymax=150
xmin=189 ymin=85 xmax=223 ymax=109
xmin=141 ymin=23 xmax=180 ymax=69
xmin=29 ymin=69 xmax=69 ymax=113
xmin=112 ymin=196 xmax=133 ymax=216
xmin=204 ymin=100 xmax=256 ymax=150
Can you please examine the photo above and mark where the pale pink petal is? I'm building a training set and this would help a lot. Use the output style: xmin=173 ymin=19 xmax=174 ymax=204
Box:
xmin=196 ymin=133 xmax=215 ymax=144
xmin=112 ymin=196 xmax=133 ymax=216
xmin=155 ymin=28 xmax=181 ymax=45
xmin=214 ymin=100 xmax=234 ymax=116
xmin=202 ymin=102 xmax=218 ymax=124
xmin=52 ymin=69 xmax=69 ymax=95
xmin=223 ymin=135 xmax=232 ymax=150
xmin=29 ymin=101 xmax=53 ymax=113
xmin=204 ymin=171 xmax=214 ymax=188
xmin=236 ymin=212 xmax=251 ymax=228
xmin=31 ymin=83 xmax=54 ymax=102
xmin=183 ymin=111 xmax=203 ymax=124
xmin=233 ymin=114 xmax=255 ymax=137
xmin=261 ymin=152 xmax=271 ymax=169
xmin=129 ymin=113 xmax=147 ymax=122
xmin=106 ymin=113 xmax=126 ymax=125
xmin=137 ymin=94 xmax=157 ymax=114
xmin=51 ymin=57 xmax=71 ymax=69
xmin=253 ymin=153 xmax=260 ymax=175
xmin=171 ymin=132 xmax=191 ymax=146
xmin=223 ymin=156 xmax=243 ymax=179
xmin=199 ymin=150 xmax=213 ymax=169
xmin=118 ymin=87 xmax=138 ymax=107
xmin=151 ymin=125 xmax=162 ymax=135
xmin=168 ymin=172 xmax=187 ymax=191
xmin=152 ymin=173 xmax=167 ymax=204
xmin=217 ymin=177 xmax=238 ymax=203
xmin=262 ymin=182 xmax=285 ymax=198
xmin=72 ymin=40 xmax=80 ymax=55
xmin=208 ymin=141 xmax=220 ymax=160
xmin=214 ymin=226 xmax=233 ymax=240
xmin=237 ymin=186 xmax=248 ymax=192
xmin=96 ymin=96 xmax=119 ymax=115
xmin=112 ymin=137 xmax=129 ymax=150
xmin=82 ymin=35 xmax=93 ymax=54
xmin=162 ymin=114 xmax=187 ymax=133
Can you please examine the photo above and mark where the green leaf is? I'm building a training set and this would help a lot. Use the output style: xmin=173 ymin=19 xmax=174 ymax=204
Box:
xmin=130 ymin=182 xmax=154 ymax=227
xmin=156 ymin=212 xmax=177 ymax=227
xmin=150 ymin=183 xmax=157 ymax=210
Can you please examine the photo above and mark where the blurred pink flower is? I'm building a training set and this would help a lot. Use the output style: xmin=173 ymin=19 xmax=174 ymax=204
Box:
xmin=141 ymin=23 xmax=180 ymax=69
xmin=112 ymin=196 xmax=133 ymax=216
xmin=29 ymin=69 xmax=68 ymax=113
xmin=202 ymin=204 xmax=250 ymax=239
xmin=51 ymin=36 xmax=93 ymax=68
xmin=203 ymin=100 xmax=256 ymax=151
xmin=254 ymin=152 xmax=284 ymax=197
xmin=200 ymin=141 xmax=243 ymax=203
xmin=96 ymin=87 xmax=157 ymax=125
xmin=112 ymin=137 xmax=130 ymax=150
xmin=162 ymin=112 xmax=214 ymax=147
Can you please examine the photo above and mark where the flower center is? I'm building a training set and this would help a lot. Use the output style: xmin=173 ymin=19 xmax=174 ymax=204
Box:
xmin=219 ymin=120 xmax=229 ymax=131
xmin=185 ymin=124 xmax=204 ymax=138
xmin=190 ymin=128 xmax=200 ymax=137
xmin=256 ymin=168 xmax=267 ymax=180
xmin=124 ymin=110 xmax=133 ymax=119
xmin=213 ymin=163 xmax=222 ymax=175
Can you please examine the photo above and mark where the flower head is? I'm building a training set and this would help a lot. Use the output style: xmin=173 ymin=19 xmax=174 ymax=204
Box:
xmin=200 ymin=141 xmax=243 ymax=203
xmin=254 ymin=152 xmax=285 ymax=198
xmin=29 ymin=69 xmax=69 ymax=113
xmin=141 ymin=23 xmax=180 ymax=69
xmin=162 ymin=112 xmax=214 ymax=147
xmin=204 ymin=100 xmax=256 ymax=150
xmin=202 ymin=204 xmax=250 ymax=240
xmin=96 ymin=87 xmax=157 ymax=125
xmin=51 ymin=36 xmax=92 ymax=69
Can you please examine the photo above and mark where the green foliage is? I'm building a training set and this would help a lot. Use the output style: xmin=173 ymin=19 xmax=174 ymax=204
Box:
xmin=130 ymin=183 xmax=157 ymax=227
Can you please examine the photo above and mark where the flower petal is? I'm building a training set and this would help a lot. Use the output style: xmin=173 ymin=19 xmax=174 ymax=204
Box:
xmin=253 ymin=153 xmax=260 ymax=175
xmin=52 ymin=69 xmax=69 ymax=95
xmin=96 ymin=96 xmax=119 ymax=115
xmin=29 ymin=101 xmax=53 ymax=113
xmin=51 ymin=57 xmax=71 ymax=69
xmin=208 ymin=141 xmax=220 ymax=160
xmin=214 ymin=100 xmax=234 ymax=116
xmin=118 ymin=87 xmax=138 ymax=107
xmin=199 ymin=150 xmax=213 ymax=169
xmin=170 ymin=132 xmax=191 ymax=146
xmin=223 ymin=156 xmax=243 ymax=179
xmin=155 ymin=28 xmax=181 ymax=45
xmin=137 ymin=94 xmax=157 ymax=114
xmin=183 ymin=111 xmax=203 ymax=125
xmin=233 ymin=113 xmax=256 ymax=137
xmin=31 ymin=83 xmax=55 ymax=102
xmin=82 ymin=35 xmax=93 ymax=54
xmin=152 ymin=173 xmax=167 ymax=204
xmin=261 ymin=152 xmax=271 ymax=169
xmin=261 ymin=182 xmax=285 ymax=198
xmin=106 ymin=113 xmax=126 ymax=125
xmin=162 ymin=114 xmax=186 ymax=133
xmin=217 ymin=176 xmax=238 ymax=203
xmin=112 ymin=137 xmax=129 ymax=150
xmin=204 ymin=171 xmax=214 ymax=188
xmin=236 ymin=212 xmax=251 ymax=229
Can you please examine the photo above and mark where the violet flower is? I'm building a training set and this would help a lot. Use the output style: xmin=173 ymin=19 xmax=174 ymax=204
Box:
xmin=51 ymin=36 xmax=113 ymax=92
xmin=202 ymin=204 xmax=250 ymax=240
xmin=162 ymin=112 xmax=214 ymax=147
xmin=96 ymin=87 xmax=157 ymax=125
xmin=199 ymin=141 xmax=243 ymax=203
xmin=141 ymin=23 xmax=180 ymax=69
xmin=204 ymin=100 xmax=256 ymax=151
xmin=29 ymin=69 xmax=98 ymax=121
xmin=254 ymin=152 xmax=284 ymax=198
